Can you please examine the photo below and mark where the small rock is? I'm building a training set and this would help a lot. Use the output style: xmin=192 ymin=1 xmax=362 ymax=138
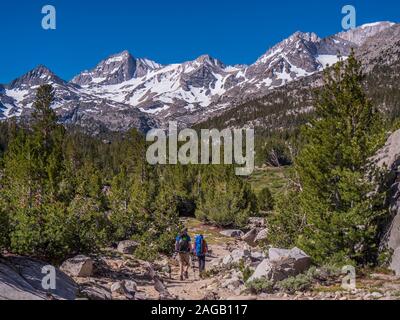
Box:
xmin=60 ymin=255 xmax=93 ymax=278
xmin=80 ymin=283 xmax=112 ymax=300
xmin=222 ymin=277 xmax=242 ymax=289
xmin=242 ymin=229 xmax=258 ymax=246
xmin=371 ymin=292 xmax=383 ymax=299
xmin=202 ymin=291 xmax=219 ymax=300
xmin=222 ymin=255 xmax=233 ymax=266
xmin=247 ymin=217 xmax=265 ymax=228
xmin=134 ymin=292 xmax=148 ymax=300
xmin=220 ymin=230 xmax=244 ymax=238
xmin=111 ymin=281 xmax=126 ymax=295
xmin=117 ymin=240 xmax=139 ymax=254
xmin=123 ymin=280 xmax=138 ymax=295
xmin=254 ymin=228 xmax=268 ymax=243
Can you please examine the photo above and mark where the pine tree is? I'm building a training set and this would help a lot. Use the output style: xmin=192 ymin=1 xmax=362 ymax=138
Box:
xmin=257 ymin=187 xmax=274 ymax=212
xmin=195 ymin=166 xmax=256 ymax=227
xmin=295 ymin=52 xmax=387 ymax=265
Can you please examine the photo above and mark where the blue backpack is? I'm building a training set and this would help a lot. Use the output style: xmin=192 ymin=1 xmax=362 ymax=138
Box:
xmin=195 ymin=235 xmax=204 ymax=256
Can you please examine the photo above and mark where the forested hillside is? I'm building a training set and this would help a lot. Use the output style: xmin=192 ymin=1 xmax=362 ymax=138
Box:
xmin=0 ymin=87 xmax=260 ymax=262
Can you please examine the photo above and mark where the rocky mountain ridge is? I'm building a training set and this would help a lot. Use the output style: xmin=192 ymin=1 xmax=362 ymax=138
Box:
xmin=0 ymin=21 xmax=397 ymax=133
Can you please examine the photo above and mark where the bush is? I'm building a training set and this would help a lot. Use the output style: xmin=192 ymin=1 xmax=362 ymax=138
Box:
xmin=276 ymin=273 xmax=313 ymax=294
xmin=9 ymin=204 xmax=69 ymax=261
xmin=65 ymin=196 xmax=109 ymax=255
xmin=237 ymin=259 xmax=253 ymax=283
xmin=196 ymin=169 xmax=256 ymax=228
xmin=8 ymin=198 xmax=109 ymax=262
xmin=246 ymin=278 xmax=274 ymax=294
xmin=257 ymin=187 xmax=274 ymax=212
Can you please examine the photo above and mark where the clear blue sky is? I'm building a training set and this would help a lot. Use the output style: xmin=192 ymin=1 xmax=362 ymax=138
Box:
xmin=0 ymin=0 xmax=399 ymax=83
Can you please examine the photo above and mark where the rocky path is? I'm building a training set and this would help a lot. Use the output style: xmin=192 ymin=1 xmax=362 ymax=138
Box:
xmin=1 ymin=217 xmax=400 ymax=300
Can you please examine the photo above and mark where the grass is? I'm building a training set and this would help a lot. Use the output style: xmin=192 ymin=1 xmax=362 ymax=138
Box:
xmin=313 ymin=285 xmax=347 ymax=293
xmin=247 ymin=166 xmax=290 ymax=195
xmin=182 ymin=217 xmax=235 ymax=246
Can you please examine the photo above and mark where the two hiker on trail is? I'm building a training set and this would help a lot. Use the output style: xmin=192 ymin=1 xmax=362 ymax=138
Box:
xmin=175 ymin=228 xmax=208 ymax=280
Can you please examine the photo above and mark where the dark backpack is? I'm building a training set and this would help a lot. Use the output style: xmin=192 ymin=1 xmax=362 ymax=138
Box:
xmin=178 ymin=236 xmax=190 ymax=252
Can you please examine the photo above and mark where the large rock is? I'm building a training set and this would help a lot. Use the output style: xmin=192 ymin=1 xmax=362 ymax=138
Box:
xmin=60 ymin=255 xmax=93 ymax=278
xmin=221 ymin=249 xmax=251 ymax=266
xmin=372 ymin=129 xmax=400 ymax=170
xmin=0 ymin=256 xmax=78 ymax=300
xmin=247 ymin=247 xmax=312 ymax=283
xmin=242 ymin=229 xmax=258 ymax=246
xmin=390 ymin=247 xmax=400 ymax=276
xmin=373 ymin=129 xmax=400 ymax=274
xmin=247 ymin=259 xmax=271 ymax=283
xmin=269 ymin=247 xmax=311 ymax=273
xmin=117 ymin=240 xmax=139 ymax=254
xmin=231 ymin=249 xmax=251 ymax=263
xmin=220 ymin=230 xmax=244 ymax=238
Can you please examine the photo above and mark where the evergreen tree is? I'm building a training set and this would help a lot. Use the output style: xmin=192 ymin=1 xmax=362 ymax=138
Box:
xmin=257 ymin=187 xmax=274 ymax=212
xmin=3 ymin=85 xmax=66 ymax=258
xmin=196 ymin=166 xmax=256 ymax=227
xmin=295 ymin=52 xmax=387 ymax=265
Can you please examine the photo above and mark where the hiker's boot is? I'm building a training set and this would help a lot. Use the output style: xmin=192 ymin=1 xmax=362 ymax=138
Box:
xmin=184 ymin=271 xmax=189 ymax=279
xmin=180 ymin=275 xmax=184 ymax=281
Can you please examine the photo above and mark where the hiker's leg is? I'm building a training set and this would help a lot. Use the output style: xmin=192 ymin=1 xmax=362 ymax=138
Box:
xmin=185 ymin=259 xmax=190 ymax=273
xmin=200 ymin=256 xmax=206 ymax=273
xmin=198 ymin=256 xmax=202 ymax=271
xmin=179 ymin=254 xmax=184 ymax=279
xmin=184 ymin=254 xmax=190 ymax=278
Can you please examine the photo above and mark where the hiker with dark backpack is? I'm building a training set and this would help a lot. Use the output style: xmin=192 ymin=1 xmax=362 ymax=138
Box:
xmin=193 ymin=234 xmax=208 ymax=277
xmin=175 ymin=228 xmax=192 ymax=281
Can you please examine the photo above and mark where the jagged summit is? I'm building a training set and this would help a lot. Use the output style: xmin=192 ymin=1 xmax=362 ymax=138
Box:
xmin=336 ymin=21 xmax=396 ymax=45
xmin=71 ymin=50 xmax=161 ymax=86
xmin=8 ymin=65 xmax=65 ymax=90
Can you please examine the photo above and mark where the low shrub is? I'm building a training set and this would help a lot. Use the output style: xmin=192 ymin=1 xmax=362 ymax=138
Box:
xmin=246 ymin=278 xmax=274 ymax=294
xmin=276 ymin=273 xmax=313 ymax=294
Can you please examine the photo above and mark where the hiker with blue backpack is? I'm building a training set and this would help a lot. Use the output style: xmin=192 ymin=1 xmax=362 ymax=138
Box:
xmin=193 ymin=234 xmax=208 ymax=278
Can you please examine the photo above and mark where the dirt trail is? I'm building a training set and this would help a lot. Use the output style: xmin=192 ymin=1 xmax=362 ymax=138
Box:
xmin=165 ymin=240 xmax=231 ymax=300
xmin=135 ymin=217 xmax=243 ymax=300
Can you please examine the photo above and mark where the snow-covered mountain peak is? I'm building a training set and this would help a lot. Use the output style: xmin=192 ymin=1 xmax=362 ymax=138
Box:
xmin=8 ymin=65 xmax=64 ymax=90
xmin=286 ymin=31 xmax=320 ymax=44
xmin=336 ymin=21 xmax=396 ymax=45
xmin=70 ymin=51 xmax=162 ymax=87
xmin=193 ymin=54 xmax=225 ymax=68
